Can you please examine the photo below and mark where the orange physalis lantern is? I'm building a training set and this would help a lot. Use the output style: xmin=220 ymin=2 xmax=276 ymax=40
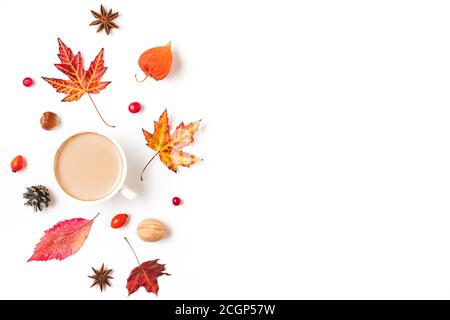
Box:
xmin=136 ymin=42 xmax=172 ymax=82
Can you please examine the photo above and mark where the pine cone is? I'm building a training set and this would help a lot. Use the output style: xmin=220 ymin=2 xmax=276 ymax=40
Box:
xmin=23 ymin=185 xmax=51 ymax=212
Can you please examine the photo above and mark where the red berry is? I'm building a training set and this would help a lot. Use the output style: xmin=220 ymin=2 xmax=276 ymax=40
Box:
xmin=23 ymin=77 xmax=33 ymax=87
xmin=172 ymin=196 xmax=182 ymax=206
xmin=11 ymin=155 xmax=25 ymax=172
xmin=111 ymin=213 xmax=128 ymax=228
xmin=128 ymin=102 xmax=141 ymax=113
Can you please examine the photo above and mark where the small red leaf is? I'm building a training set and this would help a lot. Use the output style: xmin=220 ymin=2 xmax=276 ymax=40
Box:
xmin=126 ymin=260 xmax=169 ymax=296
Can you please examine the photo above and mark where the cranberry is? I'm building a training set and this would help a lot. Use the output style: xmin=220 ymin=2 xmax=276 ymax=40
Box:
xmin=128 ymin=102 xmax=142 ymax=113
xmin=23 ymin=77 xmax=33 ymax=87
xmin=172 ymin=196 xmax=182 ymax=206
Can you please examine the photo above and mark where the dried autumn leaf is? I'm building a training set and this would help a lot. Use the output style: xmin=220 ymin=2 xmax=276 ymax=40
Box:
xmin=124 ymin=237 xmax=169 ymax=296
xmin=127 ymin=260 xmax=169 ymax=296
xmin=42 ymin=38 xmax=115 ymax=127
xmin=141 ymin=109 xmax=202 ymax=180
xmin=136 ymin=42 xmax=172 ymax=82
xmin=28 ymin=213 xmax=99 ymax=262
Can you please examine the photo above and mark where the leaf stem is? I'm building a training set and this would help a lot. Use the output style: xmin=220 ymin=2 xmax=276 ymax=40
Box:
xmin=124 ymin=237 xmax=141 ymax=266
xmin=87 ymin=93 xmax=116 ymax=128
xmin=135 ymin=74 xmax=148 ymax=83
xmin=59 ymin=212 xmax=101 ymax=242
xmin=140 ymin=152 xmax=160 ymax=181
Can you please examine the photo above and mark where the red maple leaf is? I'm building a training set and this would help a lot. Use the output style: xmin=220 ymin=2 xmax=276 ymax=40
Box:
xmin=42 ymin=38 xmax=115 ymax=127
xmin=127 ymin=260 xmax=170 ymax=296
xmin=124 ymin=238 xmax=170 ymax=296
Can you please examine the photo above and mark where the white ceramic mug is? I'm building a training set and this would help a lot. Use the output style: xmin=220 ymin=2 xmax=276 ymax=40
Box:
xmin=54 ymin=132 xmax=137 ymax=203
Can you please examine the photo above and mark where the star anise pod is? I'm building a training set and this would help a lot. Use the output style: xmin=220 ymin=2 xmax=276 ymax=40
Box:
xmin=88 ymin=263 xmax=113 ymax=291
xmin=89 ymin=5 xmax=119 ymax=35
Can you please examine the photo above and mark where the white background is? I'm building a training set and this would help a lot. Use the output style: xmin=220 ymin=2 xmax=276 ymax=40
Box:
xmin=1 ymin=0 xmax=450 ymax=300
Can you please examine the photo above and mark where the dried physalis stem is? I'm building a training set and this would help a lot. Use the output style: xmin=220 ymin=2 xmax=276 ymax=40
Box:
xmin=40 ymin=112 xmax=59 ymax=130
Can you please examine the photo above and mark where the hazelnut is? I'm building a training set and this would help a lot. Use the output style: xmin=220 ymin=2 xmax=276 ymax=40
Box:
xmin=40 ymin=112 xmax=59 ymax=130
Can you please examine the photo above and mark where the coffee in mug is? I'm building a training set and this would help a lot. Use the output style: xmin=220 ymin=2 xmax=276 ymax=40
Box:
xmin=54 ymin=132 xmax=135 ymax=202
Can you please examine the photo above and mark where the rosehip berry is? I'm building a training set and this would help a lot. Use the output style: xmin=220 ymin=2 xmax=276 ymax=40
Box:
xmin=111 ymin=213 xmax=128 ymax=228
xmin=128 ymin=102 xmax=141 ymax=113
xmin=23 ymin=77 xmax=33 ymax=87
xmin=11 ymin=155 xmax=25 ymax=172
xmin=172 ymin=196 xmax=182 ymax=206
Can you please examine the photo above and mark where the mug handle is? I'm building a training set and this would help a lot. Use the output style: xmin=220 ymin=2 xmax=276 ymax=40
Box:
xmin=120 ymin=185 xmax=137 ymax=200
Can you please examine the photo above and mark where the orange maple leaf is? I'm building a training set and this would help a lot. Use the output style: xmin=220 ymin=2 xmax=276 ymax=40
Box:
xmin=42 ymin=38 xmax=115 ymax=127
xmin=141 ymin=109 xmax=202 ymax=180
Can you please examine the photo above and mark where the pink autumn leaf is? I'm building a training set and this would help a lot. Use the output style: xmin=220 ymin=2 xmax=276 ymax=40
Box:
xmin=28 ymin=213 xmax=99 ymax=262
